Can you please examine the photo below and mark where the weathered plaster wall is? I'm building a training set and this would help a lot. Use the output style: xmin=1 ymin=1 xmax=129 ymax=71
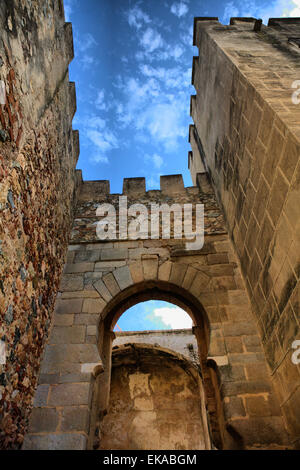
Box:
xmin=114 ymin=329 xmax=199 ymax=366
xmin=190 ymin=17 xmax=300 ymax=447
xmin=0 ymin=1 xmax=79 ymax=448
xmin=99 ymin=344 xmax=209 ymax=450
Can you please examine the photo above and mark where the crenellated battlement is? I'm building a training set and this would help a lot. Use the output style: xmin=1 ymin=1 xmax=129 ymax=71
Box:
xmin=77 ymin=173 xmax=214 ymax=201
xmin=193 ymin=16 xmax=300 ymax=46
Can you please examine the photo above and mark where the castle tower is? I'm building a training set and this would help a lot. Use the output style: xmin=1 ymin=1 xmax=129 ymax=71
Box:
xmin=190 ymin=17 xmax=300 ymax=448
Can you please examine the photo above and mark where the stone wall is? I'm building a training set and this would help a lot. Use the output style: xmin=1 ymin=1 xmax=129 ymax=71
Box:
xmin=190 ymin=17 xmax=300 ymax=448
xmin=113 ymin=329 xmax=199 ymax=365
xmin=23 ymin=175 xmax=289 ymax=449
xmin=0 ymin=1 xmax=79 ymax=448
xmin=99 ymin=344 xmax=209 ymax=450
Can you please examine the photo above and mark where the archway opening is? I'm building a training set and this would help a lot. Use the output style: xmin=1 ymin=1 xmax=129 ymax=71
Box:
xmin=92 ymin=281 xmax=224 ymax=450
xmin=114 ymin=299 xmax=193 ymax=332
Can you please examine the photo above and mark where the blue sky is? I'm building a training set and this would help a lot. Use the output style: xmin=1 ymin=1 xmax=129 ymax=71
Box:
xmin=65 ymin=0 xmax=299 ymax=330
xmin=115 ymin=300 xmax=193 ymax=331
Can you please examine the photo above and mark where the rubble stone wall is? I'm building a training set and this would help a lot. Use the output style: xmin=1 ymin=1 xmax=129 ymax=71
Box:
xmin=0 ymin=0 xmax=79 ymax=448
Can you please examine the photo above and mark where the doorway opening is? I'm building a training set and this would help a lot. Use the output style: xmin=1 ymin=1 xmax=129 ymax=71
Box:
xmin=96 ymin=299 xmax=212 ymax=450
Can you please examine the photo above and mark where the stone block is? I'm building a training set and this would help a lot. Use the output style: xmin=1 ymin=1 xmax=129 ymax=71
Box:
xmin=128 ymin=248 xmax=148 ymax=259
xmin=61 ymin=406 xmax=90 ymax=432
xmin=129 ymin=262 xmax=144 ymax=283
xmin=169 ymin=263 xmax=187 ymax=285
xmin=245 ymin=395 xmax=272 ymax=417
xmin=223 ymin=322 xmax=257 ymax=337
xmin=224 ymin=396 xmax=246 ymax=420
xmin=33 ymin=385 xmax=50 ymax=407
xmin=207 ymin=253 xmax=229 ymax=264
xmin=142 ymin=256 xmax=158 ymax=280
xmin=113 ymin=265 xmax=133 ymax=290
xmin=61 ymin=290 xmax=100 ymax=299
xmin=246 ymin=362 xmax=269 ymax=381
xmin=243 ymin=335 xmax=262 ymax=353
xmin=54 ymin=313 xmax=74 ymax=326
xmin=227 ymin=416 xmax=288 ymax=447
xmin=100 ymin=248 xmax=128 ymax=260
xmin=28 ymin=408 xmax=59 ymax=433
xmin=38 ymin=373 xmax=60 ymax=385
xmin=59 ymin=274 xmax=84 ymax=291
xmin=190 ymin=271 xmax=211 ymax=296
xmin=87 ymin=325 xmax=97 ymax=336
xmin=74 ymin=314 xmax=99 ymax=326
xmin=23 ymin=433 xmax=87 ymax=450
xmin=221 ymin=380 xmax=271 ymax=397
xmin=103 ymin=272 xmax=121 ymax=296
xmin=54 ymin=298 xmax=83 ymax=315
xmin=50 ymin=326 xmax=86 ymax=344
xmin=48 ymin=383 xmax=91 ymax=406
xmin=225 ymin=337 xmax=243 ymax=354
xmin=93 ymin=279 xmax=112 ymax=302
xmin=64 ymin=263 xmax=95 ymax=273
xmin=82 ymin=298 xmax=106 ymax=314
xmin=181 ymin=266 xmax=197 ymax=290
xmin=158 ymin=261 xmax=172 ymax=281
xmin=95 ymin=260 xmax=126 ymax=270
xmin=227 ymin=290 xmax=249 ymax=306
xmin=74 ymin=250 xmax=100 ymax=262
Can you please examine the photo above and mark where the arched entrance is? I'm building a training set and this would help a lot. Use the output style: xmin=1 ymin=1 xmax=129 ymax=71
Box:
xmin=23 ymin=223 xmax=288 ymax=449
xmin=89 ymin=279 xmax=224 ymax=450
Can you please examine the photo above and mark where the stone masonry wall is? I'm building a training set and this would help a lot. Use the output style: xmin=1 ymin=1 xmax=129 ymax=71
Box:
xmin=190 ymin=17 xmax=300 ymax=447
xmin=0 ymin=1 xmax=79 ymax=448
xmin=23 ymin=176 xmax=289 ymax=449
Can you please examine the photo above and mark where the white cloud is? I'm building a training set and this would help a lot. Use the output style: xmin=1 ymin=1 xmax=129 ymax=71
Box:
xmin=170 ymin=1 xmax=189 ymax=18
xmin=63 ymin=0 xmax=75 ymax=21
xmin=144 ymin=153 xmax=164 ymax=169
xmin=153 ymin=154 xmax=163 ymax=168
xmin=115 ymin=69 xmax=189 ymax=151
xmin=139 ymin=64 xmax=191 ymax=89
xmin=127 ymin=5 xmax=151 ymax=29
xmin=150 ymin=306 xmax=193 ymax=329
xmin=80 ymin=55 xmax=95 ymax=70
xmin=222 ymin=1 xmax=239 ymax=22
xmin=181 ymin=24 xmax=193 ymax=46
xmin=289 ymin=0 xmax=300 ymax=14
xmin=140 ymin=27 xmax=164 ymax=52
xmin=223 ymin=0 xmax=300 ymax=24
xmin=86 ymin=129 xmax=117 ymax=154
xmin=73 ymin=33 xmax=98 ymax=69
xmin=75 ymin=32 xmax=97 ymax=53
xmin=136 ymin=102 xmax=187 ymax=151
xmin=95 ymin=89 xmax=107 ymax=111
xmin=77 ymin=113 xmax=118 ymax=164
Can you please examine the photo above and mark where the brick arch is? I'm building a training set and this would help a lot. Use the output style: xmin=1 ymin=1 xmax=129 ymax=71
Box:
xmin=94 ymin=276 xmax=225 ymax=450
xmin=23 ymin=236 xmax=289 ymax=449
xmin=100 ymin=279 xmax=210 ymax=355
